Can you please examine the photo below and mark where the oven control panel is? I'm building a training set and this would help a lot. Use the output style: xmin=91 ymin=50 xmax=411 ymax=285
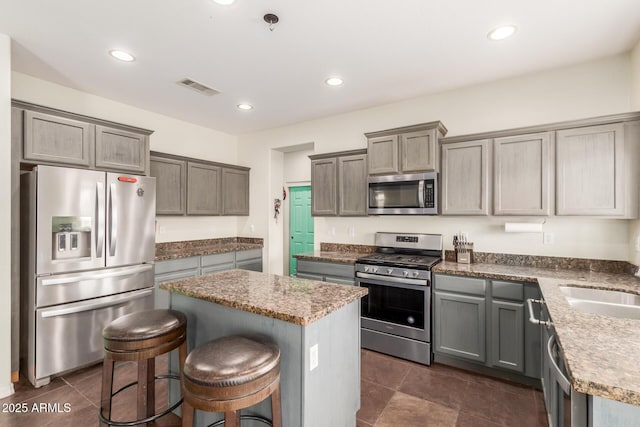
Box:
xmin=355 ymin=263 xmax=431 ymax=282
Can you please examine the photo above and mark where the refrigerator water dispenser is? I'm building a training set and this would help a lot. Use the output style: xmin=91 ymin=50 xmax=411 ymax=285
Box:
xmin=51 ymin=217 xmax=91 ymax=260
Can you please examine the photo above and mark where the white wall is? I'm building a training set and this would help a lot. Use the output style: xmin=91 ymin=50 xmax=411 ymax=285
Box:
xmin=629 ymin=39 xmax=640 ymax=267
xmin=239 ymin=54 xmax=634 ymax=272
xmin=0 ymin=33 xmax=13 ymax=398
xmin=11 ymin=72 xmax=241 ymax=243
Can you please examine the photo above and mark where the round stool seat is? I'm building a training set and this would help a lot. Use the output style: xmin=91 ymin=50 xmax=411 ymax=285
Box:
xmin=103 ymin=309 xmax=187 ymax=343
xmin=184 ymin=336 xmax=280 ymax=389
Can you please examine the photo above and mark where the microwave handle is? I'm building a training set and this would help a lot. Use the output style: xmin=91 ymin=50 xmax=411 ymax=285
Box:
xmin=418 ymin=180 xmax=425 ymax=207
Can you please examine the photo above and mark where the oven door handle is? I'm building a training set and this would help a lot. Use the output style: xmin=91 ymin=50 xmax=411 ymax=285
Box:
xmin=356 ymin=272 xmax=428 ymax=288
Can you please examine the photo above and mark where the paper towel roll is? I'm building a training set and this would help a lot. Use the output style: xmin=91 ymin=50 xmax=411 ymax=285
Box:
xmin=504 ymin=222 xmax=543 ymax=233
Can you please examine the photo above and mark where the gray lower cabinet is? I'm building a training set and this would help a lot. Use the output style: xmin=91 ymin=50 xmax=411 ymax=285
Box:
xmin=95 ymin=125 xmax=148 ymax=173
xmin=154 ymin=249 xmax=263 ymax=308
xmin=296 ymin=259 xmax=355 ymax=285
xmin=310 ymin=150 xmax=367 ymax=217
xmin=433 ymin=273 xmax=487 ymax=363
xmin=490 ymin=300 xmax=524 ymax=372
xmin=16 ymin=101 xmax=152 ymax=174
xmin=434 ymin=274 xmax=540 ymax=381
xmin=154 ymin=257 xmax=200 ymax=308
xmin=150 ymin=156 xmax=186 ymax=215
xmin=235 ymin=248 xmax=263 ymax=272
xmin=187 ymin=162 xmax=221 ymax=215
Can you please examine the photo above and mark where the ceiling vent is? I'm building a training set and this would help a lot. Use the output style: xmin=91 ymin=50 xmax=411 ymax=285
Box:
xmin=177 ymin=78 xmax=220 ymax=96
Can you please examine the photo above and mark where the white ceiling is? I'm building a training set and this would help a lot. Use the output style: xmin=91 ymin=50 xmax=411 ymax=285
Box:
xmin=1 ymin=0 xmax=640 ymax=135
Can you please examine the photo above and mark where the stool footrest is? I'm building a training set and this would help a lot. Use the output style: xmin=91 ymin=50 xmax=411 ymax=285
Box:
xmin=208 ymin=414 xmax=273 ymax=427
xmin=99 ymin=374 xmax=182 ymax=427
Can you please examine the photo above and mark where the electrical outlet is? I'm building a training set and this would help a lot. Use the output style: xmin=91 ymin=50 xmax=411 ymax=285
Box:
xmin=348 ymin=227 xmax=355 ymax=237
xmin=158 ymin=226 xmax=166 ymax=234
xmin=543 ymin=232 xmax=554 ymax=245
xmin=310 ymin=344 xmax=318 ymax=371
xmin=250 ymin=224 xmax=255 ymax=232
xmin=635 ymin=234 xmax=640 ymax=252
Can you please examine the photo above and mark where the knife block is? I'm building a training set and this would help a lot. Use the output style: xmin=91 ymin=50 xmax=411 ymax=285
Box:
xmin=455 ymin=243 xmax=473 ymax=264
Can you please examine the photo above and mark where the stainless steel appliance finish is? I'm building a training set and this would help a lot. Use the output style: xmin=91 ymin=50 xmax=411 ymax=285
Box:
xmin=368 ymin=172 xmax=438 ymax=215
xmin=356 ymin=232 xmax=442 ymax=365
xmin=21 ymin=165 xmax=156 ymax=387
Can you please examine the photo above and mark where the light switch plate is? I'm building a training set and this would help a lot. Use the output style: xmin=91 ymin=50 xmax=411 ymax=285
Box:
xmin=543 ymin=232 xmax=554 ymax=245
xmin=310 ymin=344 xmax=318 ymax=371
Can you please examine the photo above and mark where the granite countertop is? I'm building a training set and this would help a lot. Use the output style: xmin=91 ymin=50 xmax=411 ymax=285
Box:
xmin=155 ymin=238 xmax=263 ymax=261
xmin=434 ymin=261 xmax=640 ymax=405
xmin=293 ymin=251 xmax=364 ymax=265
xmin=160 ymin=269 xmax=368 ymax=326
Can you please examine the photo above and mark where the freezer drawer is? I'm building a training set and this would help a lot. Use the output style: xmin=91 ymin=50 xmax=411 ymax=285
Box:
xmin=36 ymin=264 xmax=154 ymax=307
xmin=29 ymin=288 xmax=153 ymax=387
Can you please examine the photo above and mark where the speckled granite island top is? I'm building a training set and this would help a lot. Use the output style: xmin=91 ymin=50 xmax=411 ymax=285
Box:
xmin=434 ymin=260 xmax=640 ymax=406
xmin=160 ymin=269 xmax=368 ymax=326
xmin=155 ymin=237 xmax=263 ymax=261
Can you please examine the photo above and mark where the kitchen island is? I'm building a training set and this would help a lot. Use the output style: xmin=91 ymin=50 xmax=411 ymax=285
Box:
xmin=160 ymin=269 xmax=367 ymax=427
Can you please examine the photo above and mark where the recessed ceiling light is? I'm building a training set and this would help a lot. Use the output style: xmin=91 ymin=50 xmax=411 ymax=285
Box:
xmin=325 ymin=77 xmax=344 ymax=87
xmin=212 ymin=0 xmax=235 ymax=4
xmin=487 ymin=25 xmax=517 ymax=41
xmin=237 ymin=103 xmax=253 ymax=111
xmin=109 ymin=50 xmax=135 ymax=62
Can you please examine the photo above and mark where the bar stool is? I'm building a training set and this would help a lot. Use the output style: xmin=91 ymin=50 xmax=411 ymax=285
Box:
xmin=99 ymin=309 xmax=188 ymax=426
xmin=181 ymin=335 xmax=282 ymax=427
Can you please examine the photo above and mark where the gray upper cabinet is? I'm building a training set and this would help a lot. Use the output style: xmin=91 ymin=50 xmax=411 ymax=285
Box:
xmin=23 ymin=110 xmax=93 ymax=167
xmin=441 ymin=139 xmax=490 ymax=215
xmin=399 ymin=129 xmax=438 ymax=173
xmin=95 ymin=125 xmax=148 ymax=173
xmin=222 ymin=167 xmax=250 ymax=216
xmin=367 ymin=135 xmax=399 ymax=174
xmin=16 ymin=101 xmax=153 ymax=174
xmin=311 ymin=157 xmax=338 ymax=216
xmin=556 ymin=123 xmax=626 ymax=216
xmin=150 ymin=155 xmax=186 ymax=215
xmin=151 ymin=151 xmax=251 ymax=217
xmin=366 ymin=121 xmax=447 ymax=175
xmin=440 ymin=112 xmax=640 ymax=218
xmin=187 ymin=162 xmax=221 ymax=215
xmin=338 ymin=154 xmax=367 ymax=216
xmin=493 ymin=132 xmax=551 ymax=216
xmin=310 ymin=150 xmax=368 ymax=217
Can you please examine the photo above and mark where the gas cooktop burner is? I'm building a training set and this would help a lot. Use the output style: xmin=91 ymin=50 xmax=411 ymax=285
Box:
xmin=356 ymin=253 xmax=441 ymax=269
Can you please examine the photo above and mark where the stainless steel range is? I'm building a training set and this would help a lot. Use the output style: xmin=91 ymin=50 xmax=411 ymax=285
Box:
xmin=356 ymin=232 xmax=442 ymax=365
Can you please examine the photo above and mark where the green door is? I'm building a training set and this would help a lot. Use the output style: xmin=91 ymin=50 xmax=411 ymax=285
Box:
xmin=289 ymin=186 xmax=314 ymax=276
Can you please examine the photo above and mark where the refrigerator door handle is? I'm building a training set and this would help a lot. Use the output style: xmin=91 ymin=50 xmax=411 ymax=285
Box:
xmin=40 ymin=289 xmax=152 ymax=318
xmin=108 ymin=182 xmax=118 ymax=257
xmin=96 ymin=181 xmax=105 ymax=257
xmin=40 ymin=264 xmax=153 ymax=286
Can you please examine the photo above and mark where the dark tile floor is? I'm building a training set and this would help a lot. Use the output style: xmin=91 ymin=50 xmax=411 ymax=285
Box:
xmin=1 ymin=350 xmax=547 ymax=427
xmin=357 ymin=349 xmax=548 ymax=427
xmin=0 ymin=355 xmax=180 ymax=427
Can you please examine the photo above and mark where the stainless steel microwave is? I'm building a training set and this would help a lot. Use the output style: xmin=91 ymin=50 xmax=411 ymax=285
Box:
xmin=368 ymin=172 xmax=438 ymax=215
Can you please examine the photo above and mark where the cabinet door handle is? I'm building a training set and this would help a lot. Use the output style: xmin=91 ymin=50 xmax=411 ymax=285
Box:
xmin=526 ymin=298 xmax=551 ymax=326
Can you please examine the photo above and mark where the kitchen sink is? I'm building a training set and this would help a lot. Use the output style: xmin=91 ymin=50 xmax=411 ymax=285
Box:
xmin=558 ymin=285 xmax=640 ymax=320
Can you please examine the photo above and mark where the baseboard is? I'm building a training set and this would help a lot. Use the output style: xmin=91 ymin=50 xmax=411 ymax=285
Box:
xmin=0 ymin=382 xmax=15 ymax=399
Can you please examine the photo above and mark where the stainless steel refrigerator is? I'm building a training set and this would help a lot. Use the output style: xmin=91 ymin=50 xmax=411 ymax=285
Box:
xmin=20 ymin=165 xmax=156 ymax=387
